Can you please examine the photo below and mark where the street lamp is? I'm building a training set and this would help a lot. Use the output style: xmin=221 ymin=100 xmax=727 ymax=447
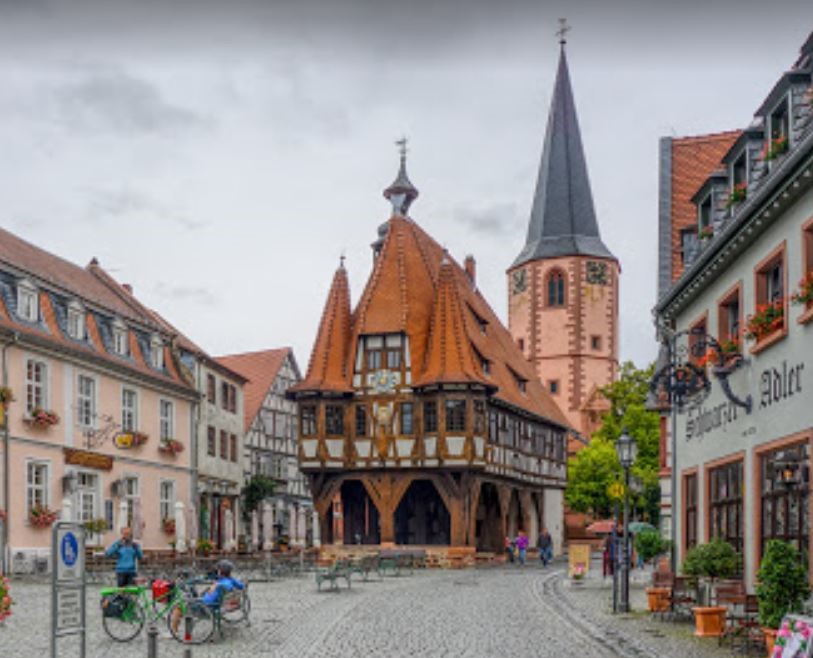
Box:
xmin=615 ymin=429 xmax=637 ymax=613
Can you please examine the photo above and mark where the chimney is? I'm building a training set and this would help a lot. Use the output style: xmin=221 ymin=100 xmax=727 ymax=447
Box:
xmin=464 ymin=255 xmax=476 ymax=286
xmin=122 ymin=284 xmax=133 ymax=294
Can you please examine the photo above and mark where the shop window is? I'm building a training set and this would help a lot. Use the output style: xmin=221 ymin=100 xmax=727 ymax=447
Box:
xmin=325 ymin=405 xmax=344 ymax=436
xmin=300 ymin=405 xmax=317 ymax=437
xmin=547 ymin=269 xmax=566 ymax=307
xmin=708 ymin=461 xmax=744 ymax=557
xmin=355 ymin=405 xmax=368 ymax=437
xmin=760 ymin=443 xmax=809 ymax=563
xmin=684 ymin=473 xmax=698 ymax=550
xmin=424 ymin=401 xmax=438 ymax=433
xmin=445 ymin=399 xmax=466 ymax=432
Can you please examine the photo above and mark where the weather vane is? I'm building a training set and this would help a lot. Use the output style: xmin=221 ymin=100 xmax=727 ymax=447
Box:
xmin=557 ymin=18 xmax=571 ymax=45
xmin=395 ymin=136 xmax=408 ymax=160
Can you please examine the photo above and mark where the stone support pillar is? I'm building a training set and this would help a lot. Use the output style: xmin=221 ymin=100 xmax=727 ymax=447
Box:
xmin=262 ymin=501 xmax=274 ymax=550
xmin=297 ymin=506 xmax=308 ymax=547
xmin=174 ymin=501 xmax=187 ymax=553
xmin=311 ymin=509 xmax=321 ymax=548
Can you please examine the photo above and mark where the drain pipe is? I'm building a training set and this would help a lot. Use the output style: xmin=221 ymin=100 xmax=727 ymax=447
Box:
xmin=1 ymin=332 xmax=19 ymax=573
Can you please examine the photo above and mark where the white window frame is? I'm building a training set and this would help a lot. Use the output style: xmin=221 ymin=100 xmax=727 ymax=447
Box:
xmin=26 ymin=459 xmax=50 ymax=516
xmin=112 ymin=319 xmax=128 ymax=356
xmin=121 ymin=387 xmax=139 ymax=432
xmin=159 ymin=399 xmax=174 ymax=440
xmin=25 ymin=357 xmax=48 ymax=413
xmin=76 ymin=470 xmax=99 ymax=524
xmin=159 ymin=480 xmax=175 ymax=521
xmin=67 ymin=301 xmax=85 ymax=340
xmin=151 ymin=335 xmax=164 ymax=370
xmin=77 ymin=373 xmax=97 ymax=429
xmin=17 ymin=279 xmax=38 ymax=323
xmin=122 ymin=475 xmax=139 ymax=527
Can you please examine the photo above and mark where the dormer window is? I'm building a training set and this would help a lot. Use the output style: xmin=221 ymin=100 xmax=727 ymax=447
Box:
xmin=67 ymin=301 xmax=85 ymax=340
xmin=770 ymin=98 xmax=789 ymax=142
xmin=17 ymin=280 xmax=38 ymax=322
xmin=468 ymin=304 xmax=488 ymax=334
xmin=732 ymin=153 xmax=748 ymax=187
xmin=472 ymin=345 xmax=490 ymax=376
xmin=112 ymin=319 xmax=128 ymax=356
xmin=151 ymin=335 xmax=164 ymax=370
xmin=698 ymin=194 xmax=713 ymax=240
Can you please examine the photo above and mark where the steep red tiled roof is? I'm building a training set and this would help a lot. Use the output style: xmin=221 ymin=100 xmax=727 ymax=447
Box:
xmin=670 ymin=131 xmax=741 ymax=281
xmin=215 ymin=348 xmax=293 ymax=432
xmin=293 ymin=266 xmax=353 ymax=394
xmin=299 ymin=215 xmax=569 ymax=428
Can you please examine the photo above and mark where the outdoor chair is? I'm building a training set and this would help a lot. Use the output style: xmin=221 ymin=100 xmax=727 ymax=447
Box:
xmin=669 ymin=576 xmax=698 ymax=621
xmin=715 ymin=580 xmax=746 ymax=647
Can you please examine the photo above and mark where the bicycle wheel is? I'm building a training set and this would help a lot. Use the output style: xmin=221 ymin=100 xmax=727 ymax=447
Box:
xmin=222 ymin=592 xmax=250 ymax=625
xmin=101 ymin=594 xmax=145 ymax=642
xmin=167 ymin=599 xmax=215 ymax=644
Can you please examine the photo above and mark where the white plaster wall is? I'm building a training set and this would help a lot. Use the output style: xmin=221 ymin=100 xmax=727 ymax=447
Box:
xmin=543 ymin=487 xmax=564 ymax=556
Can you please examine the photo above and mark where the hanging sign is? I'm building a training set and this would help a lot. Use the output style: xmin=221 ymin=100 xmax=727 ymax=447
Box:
xmin=63 ymin=448 xmax=113 ymax=471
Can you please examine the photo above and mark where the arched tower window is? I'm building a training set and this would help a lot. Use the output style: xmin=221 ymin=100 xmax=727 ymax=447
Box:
xmin=546 ymin=269 xmax=566 ymax=307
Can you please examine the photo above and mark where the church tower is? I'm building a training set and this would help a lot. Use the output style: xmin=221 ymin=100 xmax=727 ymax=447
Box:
xmin=507 ymin=34 xmax=619 ymax=448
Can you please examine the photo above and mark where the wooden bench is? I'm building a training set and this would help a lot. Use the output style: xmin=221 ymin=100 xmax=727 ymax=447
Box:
xmin=316 ymin=559 xmax=352 ymax=591
xmin=349 ymin=555 xmax=380 ymax=581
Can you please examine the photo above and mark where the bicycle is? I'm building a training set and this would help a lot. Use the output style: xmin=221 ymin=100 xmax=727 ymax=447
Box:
xmin=100 ymin=577 xmax=215 ymax=644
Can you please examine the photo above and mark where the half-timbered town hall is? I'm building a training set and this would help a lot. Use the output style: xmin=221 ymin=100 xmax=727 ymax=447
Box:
xmin=290 ymin=151 xmax=571 ymax=558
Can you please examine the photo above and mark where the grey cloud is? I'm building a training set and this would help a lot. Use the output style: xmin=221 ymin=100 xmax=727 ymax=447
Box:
xmin=52 ymin=69 xmax=205 ymax=135
xmin=154 ymin=282 xmax=218 ymax=306
xmin=453 ymin=203 xmax=523 ymax=236
xmin=87 ymin=188 xmax=207 ymax=230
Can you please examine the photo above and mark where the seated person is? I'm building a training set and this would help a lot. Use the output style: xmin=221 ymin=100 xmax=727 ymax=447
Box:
xmin=171 ymin=560 xmax=245 ymax=631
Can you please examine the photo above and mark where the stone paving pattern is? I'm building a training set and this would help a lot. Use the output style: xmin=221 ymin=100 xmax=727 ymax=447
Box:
xmin=0 ymin=562 xmax=739 ymax=658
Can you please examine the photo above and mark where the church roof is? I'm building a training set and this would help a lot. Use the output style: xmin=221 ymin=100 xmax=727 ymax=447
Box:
xmin=295 ymin=213 xmax=570 ymax=428
xmin=512 ymin=45 xmax=614 ymax=268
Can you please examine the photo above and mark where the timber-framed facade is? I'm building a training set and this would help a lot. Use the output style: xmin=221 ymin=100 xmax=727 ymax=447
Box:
xmin=290 ymin=158 xmax=571 ymax=556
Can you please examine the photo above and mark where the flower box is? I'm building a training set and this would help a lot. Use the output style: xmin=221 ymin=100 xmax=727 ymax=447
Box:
xmin=763 ymin=135 xmax=789 ymax=161
xmin=29 ymin=505 xmax=59 ymax=528
xmin=746 ymin=301 xmax=785 ymax=343
xmin=725 ymin=183 xmax=747 ymax=209
xmin=698 ymin=226 xmax=714 ymax=241
xmin=791 ymin=271 xmax=813 ymax=308
xmin=0 ymin=574 xmax=12 ymax=623
xmin=24 ymin=407 xmax=60 ymax=428
xmin=158 ymin=438 xmax=184 ymax=455
xmin=162 ymin=518 xmax=176 ymax=535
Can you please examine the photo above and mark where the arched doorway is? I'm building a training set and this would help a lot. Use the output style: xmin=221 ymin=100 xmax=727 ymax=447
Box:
xmin=475 ymin=482 xmax=502 ymax=552
xmin=507 ymin=489 xmax=524 ymax=537
xmin=394 ymin=480 xmax=450 ymax=545
xmin=340 ymin=480 xmax=380 ymax=544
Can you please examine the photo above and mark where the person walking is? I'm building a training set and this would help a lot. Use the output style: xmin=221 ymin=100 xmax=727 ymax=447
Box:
xmin=516 ymin=530 xmax=529 ymax=566
xmin=538 ymin=527 xmax=553 ymax=567
xmin=504 ymin=535 xmax=515 ymax=564
xmin=105 ymin=527 xmax=143 ymax=587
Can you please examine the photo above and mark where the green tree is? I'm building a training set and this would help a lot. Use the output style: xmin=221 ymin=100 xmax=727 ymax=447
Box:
xmin=565 ymin=361 xmax=662 ymax=521
xmin=241 ymin=475 xmax=276 ymax=521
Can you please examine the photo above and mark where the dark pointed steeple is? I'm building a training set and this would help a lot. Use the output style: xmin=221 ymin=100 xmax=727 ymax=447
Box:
xmin=512 ymin=38 xmax=614 ymax=268
xmin=383 ymin=137 xmax=419 ymax=217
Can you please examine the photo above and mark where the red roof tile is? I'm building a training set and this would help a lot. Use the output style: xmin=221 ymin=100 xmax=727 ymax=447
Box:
xmin=215 ymin=348 xmax=294 ymax=432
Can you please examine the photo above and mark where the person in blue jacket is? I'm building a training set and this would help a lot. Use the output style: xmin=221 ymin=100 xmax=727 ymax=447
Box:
xmin=105 ymin=527 xmax=143 ymax=587
xmin=200 ymin=560 xmax=244 ymax=606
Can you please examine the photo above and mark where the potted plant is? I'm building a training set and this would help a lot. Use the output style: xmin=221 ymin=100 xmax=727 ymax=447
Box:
xmin=698 ymin=225 xmax=714 ymax=241
xmin=682 ymin=539 xmax=739 ymax=637
xmin=757 ymin=540 xmax=810 ymax=656
xmin=572 ymin=563 xmax=586 ymax=583
xmin=82 ymin=518 xmax=108 ymax=535
xmin=0 ymin=574 xmax=12 ymax=623
xmin=745 ymin=301 xmax=785 ymax=343
xmin=638 ymin=531 xmax=672 ymax=612
xmin=791 ymin=271 xmax=813 ymax=308
xmin=24 ymin=407 xmax=60 ymax=428
xmin=158 ymin=438 xmax=184 ymax=455
xmin=725 ymin=183 xmax=748 ymax=209
xmin=162 ymin=518 xmax=176 ymax=535
xmin=29 ymin=504 xmax=59 ymax=528
xmin=196 ymin=538 xmax=214 ymax=556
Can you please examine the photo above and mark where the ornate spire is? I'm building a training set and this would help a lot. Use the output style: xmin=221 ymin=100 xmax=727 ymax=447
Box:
xmin=383 ymin=137 xmax=419 ymax=217
xmin=512 ymin=31 xmax=615 ymax=269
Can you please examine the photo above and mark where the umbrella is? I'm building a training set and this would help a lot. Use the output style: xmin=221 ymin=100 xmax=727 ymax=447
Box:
xmin=627 ymin=522 xmax=657 ymax=534
xmin=586 ymin=520 xmax=616 ymax=534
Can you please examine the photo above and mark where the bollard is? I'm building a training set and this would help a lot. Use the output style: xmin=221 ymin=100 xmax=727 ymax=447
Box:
xmin=147 ymin=621 xmax=158 ymax=658
xmin=183 ymin=649 xmax=192 ymax=658
xmin=184 ymin=614 xmax=193 ymax=643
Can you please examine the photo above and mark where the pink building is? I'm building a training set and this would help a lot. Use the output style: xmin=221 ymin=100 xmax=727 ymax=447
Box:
xmin=0 ymin=228 xmax=198 ymax=572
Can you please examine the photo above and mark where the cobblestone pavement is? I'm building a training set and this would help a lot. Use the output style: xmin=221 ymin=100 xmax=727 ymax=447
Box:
xmin=1 ymin=564 xmax=740 ymax=658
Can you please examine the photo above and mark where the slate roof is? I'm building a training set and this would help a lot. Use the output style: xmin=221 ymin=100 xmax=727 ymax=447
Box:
xmin=513 ymin=45 xmax=614 ymax=268
xmin=216 ymin=348 xmax=296 ymax=432
xmin=294 ymin=214 xmax=570 ymax=429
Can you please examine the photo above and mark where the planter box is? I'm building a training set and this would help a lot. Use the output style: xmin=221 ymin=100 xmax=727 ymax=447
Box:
xmin=646 ymin=587 xmax=671 ymax=613
xmin=763 ymin=628 xmax=777 ymax=658
xmin=692 ymin=606 xmax=727 ymax=637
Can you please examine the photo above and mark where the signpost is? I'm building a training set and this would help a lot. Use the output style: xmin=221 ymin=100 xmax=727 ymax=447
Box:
xmin=51 ymin=522 xmax=86 ymax=658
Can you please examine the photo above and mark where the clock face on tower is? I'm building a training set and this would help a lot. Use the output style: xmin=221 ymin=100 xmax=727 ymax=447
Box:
xmin=512 ymin=268 xmax=528 ymax=294
xmin=372 ymin=370 xmax=397 ymax=394
xmin=586 ymin=261 xmax=609 ymax=286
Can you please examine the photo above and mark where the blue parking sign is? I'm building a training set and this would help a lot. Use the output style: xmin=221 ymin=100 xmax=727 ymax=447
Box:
xmin=60 ymin=532 xmax=78 ymax=568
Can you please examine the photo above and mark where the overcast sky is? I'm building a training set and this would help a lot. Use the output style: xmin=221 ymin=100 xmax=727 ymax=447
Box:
xmin=0 ymin=0 xmax=811 ymax=372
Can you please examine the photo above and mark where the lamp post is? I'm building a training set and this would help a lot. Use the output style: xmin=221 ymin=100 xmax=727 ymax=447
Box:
xmin=615 ymin=429 xmax=638 ymax=613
